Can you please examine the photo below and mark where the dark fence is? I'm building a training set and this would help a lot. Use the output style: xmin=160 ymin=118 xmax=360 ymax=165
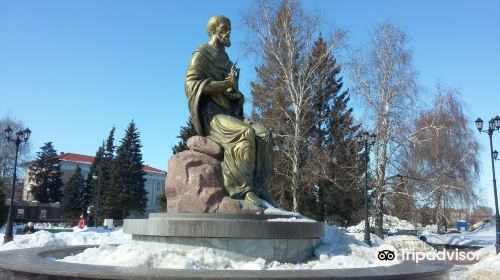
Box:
xmin=14 ymin=219 xmax=79 ymax=227
xmin=12 ymin=218 xmax=124 ymax=230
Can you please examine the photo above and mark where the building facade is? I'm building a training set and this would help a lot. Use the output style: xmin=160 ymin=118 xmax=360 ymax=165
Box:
xmin=22 ymin=152 xmax=166 ymax=216
xmin=0 ymin=178 xmax=23 ymax=201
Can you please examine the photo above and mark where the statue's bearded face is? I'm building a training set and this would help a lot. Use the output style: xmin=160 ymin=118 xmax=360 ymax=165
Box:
xmin=216 ymin=21 xmax=231 ymax=47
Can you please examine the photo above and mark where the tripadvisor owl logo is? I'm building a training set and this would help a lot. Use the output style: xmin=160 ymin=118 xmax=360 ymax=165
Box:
xmin=374 ymin=244 xmax=399 ymax=266
xmin=374 ymin=244 xmax=479 ymax=265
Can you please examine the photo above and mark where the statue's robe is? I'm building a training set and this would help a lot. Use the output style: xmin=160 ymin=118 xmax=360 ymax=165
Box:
xmin=185 ymin=44 xmax=273 ymax=198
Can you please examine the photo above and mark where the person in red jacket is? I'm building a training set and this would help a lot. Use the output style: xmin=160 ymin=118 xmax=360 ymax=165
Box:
xmin=78 ymin=215 xmax=85 ymax=229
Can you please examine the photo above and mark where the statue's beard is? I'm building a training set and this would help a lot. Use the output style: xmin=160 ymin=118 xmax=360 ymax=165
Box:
xmin=219 ymin=33 xmax=231 ymax=47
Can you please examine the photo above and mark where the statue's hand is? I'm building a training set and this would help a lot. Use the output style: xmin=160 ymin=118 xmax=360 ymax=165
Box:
xmin=229 ymin=63 xmax=239 ymax=92
xmin=225 ymin=88 xmax=242 ymax=100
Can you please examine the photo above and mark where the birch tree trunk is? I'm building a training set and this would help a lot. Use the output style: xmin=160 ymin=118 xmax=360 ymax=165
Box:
xmin=243 ymin=0 xmax=346 ymax=212
xmin=349 ymin=23 xmax=418 ymax=238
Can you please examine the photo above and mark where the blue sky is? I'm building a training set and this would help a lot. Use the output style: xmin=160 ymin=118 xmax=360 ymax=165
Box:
xmin=1 ymin=0 xmax=499 ymax=210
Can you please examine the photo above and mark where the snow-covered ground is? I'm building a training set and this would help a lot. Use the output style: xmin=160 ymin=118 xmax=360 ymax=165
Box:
xmin=347 ymin=215 xmax=416 ymax=234
xmin=0 ymin=227 xmax=131 ymax=251
xmin=56 ymin=204 xmax=388 ymax=270
xmin=419 ymin=224 xmax=438 ymax=235
xmin=455 ymin=245 xmax=499 ymax=280
xmin=0 ymin=210 xmax=497 ymax=279
xmin=421 ymin=222 xmax=496 ymax=247
xmin=59 ymin=224 xmax=384 ymax=270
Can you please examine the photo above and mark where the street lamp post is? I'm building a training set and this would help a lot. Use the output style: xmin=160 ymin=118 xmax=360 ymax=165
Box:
xmin=357 ymin=131 xmax=376 ymax=246
xmin=475 ymin=116 xmax=500 ymax=254
xmin=93 ymin=141 xmax=105 ymax=228
xmin=3 ymin=126 xmax=31 ymax=244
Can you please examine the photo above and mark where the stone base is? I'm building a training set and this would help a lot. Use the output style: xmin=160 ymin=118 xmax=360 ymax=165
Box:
xmin=132 ymin=235 xmax=319 ymax=262
xmin=123 ymin=213 xmax=324 ymax=263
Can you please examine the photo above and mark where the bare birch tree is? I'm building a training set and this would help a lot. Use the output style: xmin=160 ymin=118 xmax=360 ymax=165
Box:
xmin=242 ymin=0 xmax=347 ymax=212
xmin=0 ymin=116 xmax=31 ymax=189
xmin=401 ymin=83 xmax=480 ymax=233
xmin=348 ymin=22 xmax=420 ymax=237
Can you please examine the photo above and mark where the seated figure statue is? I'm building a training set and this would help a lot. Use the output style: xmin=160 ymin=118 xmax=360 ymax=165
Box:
xmin=184 ymin=15 xmax=273 ymax=207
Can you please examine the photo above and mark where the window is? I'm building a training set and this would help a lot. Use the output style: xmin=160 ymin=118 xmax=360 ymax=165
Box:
xmin=157 ymin=182 xmax=160 ymax=192
xmin=16 ymin=209 xmax=24 ymax=219
xmin=39 ymin=210 xmax=47 ymax=219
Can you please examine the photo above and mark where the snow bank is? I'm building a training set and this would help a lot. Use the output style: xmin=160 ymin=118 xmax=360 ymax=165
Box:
xmin=347 ymin=215 xmax=415 ymax=234
xmin=422 ymin=222 xmax=496 ymax=247
xmin=262 ymin=200 xmax=299 ymax=216
xmin=60 ymin=224 xmax=385 ymax=270
xmin=384 ymin=235 xmax=435 ymax=253
xmin=459 ymin=251 xmax=500 ymax=280
xmin=348 ymin=232 xmax=385 ymax=247
xmin=1 ymin=206 xmax=405 ymax=270
xmin=420 ymin=224 xmax=438 ymax=235
xmin=267 ymin=217 xmax=315 ymax=222
xmin=347 ymin=233 xmax=434 ymax=253
xmin=0 ymin=228 xmax=130 ymax=251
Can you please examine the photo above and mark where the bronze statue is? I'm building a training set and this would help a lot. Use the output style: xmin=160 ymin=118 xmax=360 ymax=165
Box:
xmin=185 ymin=15 xmax=273 ymax=207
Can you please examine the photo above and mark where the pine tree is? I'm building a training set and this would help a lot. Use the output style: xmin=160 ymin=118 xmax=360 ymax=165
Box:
xmin=29 ymin=142 xmax=63 ymax=203
xmin=245 ymin=1 xmax=355 ymax=212
xmin=110 ymin=121 xmax=147 ymax=219
xmin=250 ymin=26 xmax=363 ymax=215
xmin=0 ymin=188 xmax=7 ymax=226
xmin=298 ymin=36 xmax=363 ymax=223
xmin=61 ymin=164 xmax=85 ymax=218
xmin=86 ymin=127 xmax=115 ymax=219
xmin=172 ymin=118 xmax=197 ymax=154
xmin=86 ymin=146 xmax=103 ymax=209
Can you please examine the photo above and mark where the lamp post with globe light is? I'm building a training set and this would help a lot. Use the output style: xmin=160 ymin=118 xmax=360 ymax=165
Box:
xmin=3 ymin=126 xmax=31 ymax=244
xmin=475 ymin=116 xmax=500 ymax=254
xmin=357 ymin=131 xmax=376 ymax=246
xmin=92 ymin=141 xmax=105 ymax=227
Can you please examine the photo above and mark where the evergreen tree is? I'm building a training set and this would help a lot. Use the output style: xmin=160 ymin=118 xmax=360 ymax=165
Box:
xmin=29 ymin=142 xmax=63 ymax=203
xmin=109 ymin=121 xmax=147 ymax=219
xmin=172 ymin=118 xmax=197 ymax=154
xmin=86 ymin=127 xmax=115 ymax=219
xmin=86 ymin=146 xmax=103 ymax=209
xmin=61 ymin=165 xmax=85 ymax=218
xmin=156 ymin=193 xmax=167 ymax=212
xmin=0 ymin=188 xmax=7 ymax=226
xmin=251 ymin=30 xmax=363 ymax=216
xmin=299 ymin=36 xmax=364 ymax=222
xmin=104 ymin=127 xmax=116 ymax=158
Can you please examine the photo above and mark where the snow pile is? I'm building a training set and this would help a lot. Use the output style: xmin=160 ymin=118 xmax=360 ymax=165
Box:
xmin=470 ymin=220 xmax=485 ymax=232
xmin=468 ymin=222 xmax=495 ymax=237
xmin=459 ymin=250 xmax=500 ymax=280
xmin=422 ymin=223 xmax=496 ymax=247
xmin=345 ymin=232 xmax=384 ymax=247
xmin=1 ymin=205 xmax=402 ymax=270
xmin=419 ymin=224 xmax=437 ymax=235
xmin=267 ymin=217 xmax=315 ymax=222
xmin=60 ymin=224 xmax=384 ymax=270
xmin=347 ymin=215 xmax=415 ymax=234
xmin=262 ymin=200 xmax=299 ymax=216
xmin=0 ymin=228 xmax=130 ymax=251
xmin=474 ymin=245 xmax=496 ymax=260
xmin=347 ymin=233 xmax=433 ymax=252
xmin=34 ymin=223 xmax=74 ymax=229
xmin=384 ymin=235 xmax=435 ymax=253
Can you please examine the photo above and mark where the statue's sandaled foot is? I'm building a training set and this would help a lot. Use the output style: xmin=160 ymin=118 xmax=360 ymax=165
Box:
xmin=245 ymin=191 xmax=261 ymax=207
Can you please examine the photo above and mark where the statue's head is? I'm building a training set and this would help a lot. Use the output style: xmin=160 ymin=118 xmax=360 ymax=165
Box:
xmin=207 ymin=15 xmax=231 ymax=47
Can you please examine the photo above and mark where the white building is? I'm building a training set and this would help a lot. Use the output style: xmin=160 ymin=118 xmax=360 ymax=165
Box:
xmin=22 ymin=152 xmax=166 ymax=215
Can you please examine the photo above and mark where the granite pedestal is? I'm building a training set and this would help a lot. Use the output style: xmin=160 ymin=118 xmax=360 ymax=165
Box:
xmin=123 ymin=213 xmax=324 ymax=263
